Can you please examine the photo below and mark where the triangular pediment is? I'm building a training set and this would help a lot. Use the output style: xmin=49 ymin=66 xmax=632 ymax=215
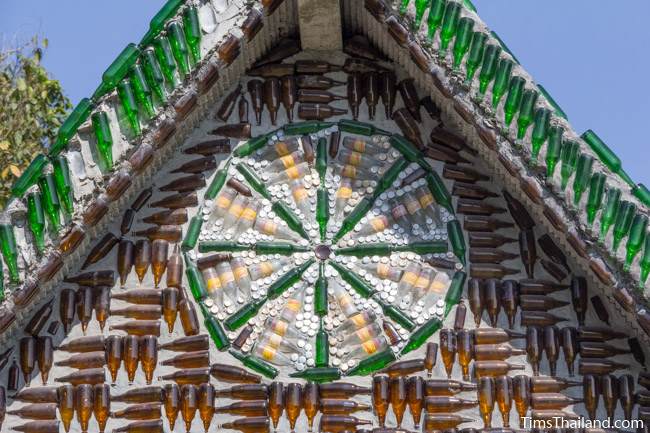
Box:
xmin=0 ymin=1 xmax=648 ymax=431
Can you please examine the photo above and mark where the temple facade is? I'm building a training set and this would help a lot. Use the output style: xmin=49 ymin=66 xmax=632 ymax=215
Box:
xmin=0 ymin=1 xmax=649 ymax=432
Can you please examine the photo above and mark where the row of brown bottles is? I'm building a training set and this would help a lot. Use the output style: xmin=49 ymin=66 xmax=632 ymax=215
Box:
xmin=18 ymin=336 xmax=53 ymax=387
xmin=116 ymin=239 xmax=182 ymax=288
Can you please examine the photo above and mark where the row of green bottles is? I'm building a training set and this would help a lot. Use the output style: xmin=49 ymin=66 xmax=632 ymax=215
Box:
xmin=199 ymin=241 xmax=310 ymax=255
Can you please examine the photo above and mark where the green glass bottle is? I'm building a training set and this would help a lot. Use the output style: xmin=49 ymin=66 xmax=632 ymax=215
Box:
xmin=49 ymin=98 xmax=94 ymax=157
xmin=447 ymin=220 xmax=466 ymax=265
xmin=545 ymin=125 xmax=564 ymax=178
xmin=26 ymin=191 xmax=46 ymax=254
xmin=444 ymin=271 xmax=467 ymax=315
xmin=185 ymin=258 xmax=207 ymax=301
xmin=414 ymin=0 xmax=430 ymax=29
xmin=397 ymin=241 xmax=448 ymax=255
xmin=503 ymin=76 xmax=525 ymax=126
xmin=266 ymin=260 xmax=314 ymax=299
xmin=317 ymin=188 xmax=329 ymax=241
xmin=401 ymin=318 xmax=443 ymax=355
xmin=516 ymin=89 xmax=539 ymax=140
xmin=117 ymin=78 xmax=141 ymax=136
xmin=0 ymin=263 xmax=4 ymax=301
xmin=581 ymin=130 xmax=635 ymax=187
xmin=315 ymin=263 xmax=328 ymax=317
xmin=316 ymin=137 xmax=328 ymax=182
xmin=463 ymin=0 xmax=477 ymax=12
xmin=154 ymin=35 xmax=178 ymax=88
xmin=337 ymin=244 xmax=393 ymax=257
xmin=612 ymin=201 xmax=636 ymax=251
xmin=315 ymin=324 xmax=329 ymax=367
xmin=399 ymin=0 xmax=410 ymax=15
xmin=439 ymin=1 xmax=462 ymax=56
xmin=93 ymin=43 xmax=140 ymax=100
xmin=586 ymin=173 xmax=606 ymax=226
xmin=491 ymin=58 xmax=514 ymax=108
xmin=204 ymin=162 xmax=230 ymax=200
xmin=38 ymin=173 xmax=61 ymax=232
xmin=141 ymin=0 xmax=184 ymax=46
xmin=11 ymin=154 xmax=48 ymax=198
xmin=289 ymin=367 xmax=341 ymax=382
xmin=182 ymin=216 xmax=203 ymax=251
xmin=641 ymin=237 xmax=650 ymax=285
xmin=465 ymin=32 xmax=487 ymax=82
xmin=333 ymin=197 xmax=374 ymax=242
xmin=283 ymin=121 xmax=334 ymax=136
xmin=198 ymin=241 xmax=249 ymax=253
xmin=338 ymin=119 xmax=391 ymax=136
xmin=183 ymin=6 xmax=202 ymax=64
xmin=225 ymin=297 xmax=268 ymax=331
xmin=573 ymin=154 xmax=594 ymax=205
xmin=490 ymin=30 xmax=520 ymax=64
xmin=377 ymin=159 xmax=411 ymax=198
xmin=599 ymin=187 xmax=621 ymax=241
xmin=530 ymin=108 xmax=551 ymax=162
xmin=633 ymin=184 xmax=650 ymax=208
xmin=236 ymin=163 xmax=271 ymax=200
xmin=452 ymin=17 xmax=475 ymax=69
xmin=345 ymin=349 xmax=396 ymax=376
xmin=376 ymin=300 xmax=416 ymax=331
xmin=330 ymin=262 xmax=376 ymax=298
xmin=427 ymin=0 xmax=448 ymax=41
xmin=52 ymin=155 xmax=74 ymax=215
xmin=167 ymin=20 xmax=190 ymax=77
xmin=477 ymin=44 xmax=501 ymax=96
xmin=537 ymin=85 xmax=567 ymax=120
xmin=199 ymin=303 xmax=230 ymax=351
xmin=258 ymin=242 xmax=310 ymax=255
xmin=129 ymin=64 xmax=155 ymax=118
xmin=0 ymin=224 xmax=19 ymax=283
xmin=625 ymin=214 xmax=648 ymax=271
xmin=91 ymin=111 xmax=114 ymax=171
xmin=425 ymin=172 xmax=454 ymax=214
xmin=229 ymin=349 xmax=278 ymax=379
xmin=271 ymin=201 xmax=310 ymax=240
xmin=389 ymin=135 xmax=423 ymax=163
xmin=559 ymin=140 xmax=580 ymax=190
xmin=141 ymin=48 xmax=167 ymax=104
xmin=233 ymin=134 xmax=273 ymax=158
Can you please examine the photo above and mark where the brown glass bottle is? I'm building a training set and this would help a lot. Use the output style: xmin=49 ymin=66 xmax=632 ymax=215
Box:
xmin=424 ymin=379 xmax=477 ymax=396
xmin=493 ymin=376 xmax=512 ymax=427
xmin=477 ymin=377 xmax=495 ymax=428
xmin=364 ymin=71 xmax=380 ymax=119
xmin=220 ymin=416 xmax=270 ymax=433
xmin=36 ymin=336 xmax=53 ymax=385
xmin=75 ymin=384 xmax=93 ymax=433
xmin=530 ymin=376 xmax=581 ymax=393
xmin=268 ymin=381 xmax=284 ymax=429
xmin=457 ymin=330 xmax=473 ymax=381
xmin=468 ymin=279 xmax=483 ymax=328
xmin=464 ymin=216 xmax=514 ymax=233
xmin=371 ymin=375 xmax=390 ymax=427
xmin=469 ymin=233 xmax=517 ymax=249
xmin=440 ymin=328 xmax=457 ymax=378
xmin=484 ymin=279 xmax=501 ymax=327
xmin=422 ymin=414 xmax=475 ymax=431
xmin=298 ymin=103 xmax=347 ymax=120
xmin=619 ymin=374 xmax=634 ymax=420
xmin=141 ymin=208 xmax=188 ymax=226
xmin=151 ymin=239 xmax=168 ymax=287
xmin=209 ymin=363 xmax=262 ymax=384
xmin=319 ymin=415 xmax=372 ymax=433
xmin=319 ymin=383 xmax=371 ymax=399
xmin=161 ymin=350 xmax=209 ymax=369
xmin=247 ymin=79 xmax=264 ymax=125
xmin=392 ymin=107 xmax=424 ymax=149
xmin=502 ymin=190 xmax=535 ymax=230
xmin=112 ymin=420 xmax=163 ymax=433
xmin=470 ymin=264 xmax=519 ymax=279
xmin=214 ymin=400 xmax=268 ymax=417
xmin=285 ymin=383 xmax=302 ymax=431
xmin=75 ymin=287 xmax=93 ymax=334
xmin=263 ymin=78 xmax=281 ymax=125
xmin=543 ymin=326 xmax=560 ymax=375
xmin=210 ymin=123 xmax=251 ymax=140
xmin=474 ymin=361 xmax=524 ymax=378
xmin=12 ymin=420 xmax=61 ymax=433
xmin=158 ymin=368 xmax=210 ymax=386
xmin=303 ymin=382 xmax=319 ymax=432
xmin=112 ymin=289 xmax=162 ymax=306
xmin=377 ymin=359 xmax=425 ymax=378
xmin=111 ymin=402 xmax=162 ymax=420
xmin=512 ymin=375 xmax=530 ymax=427
xmin=397 ymin=78 xmax=421 ymax=121
xmin=473 ymin=343 xmax=525 ymax=361
xmin=59 ymin=288 xmax=76 ymax=334
xmin=93 ymin=383 xmax=110 ymax=433
xmin=425 ymin=396 xmax=479 ymax=413
xmin=518 ymin=279 xmax=568 ymax=295
xmin=453 ymin=182 xmax=498 ymax=200
xmin=298 ymin=89 xmax=346 ymax=104
xmin=163 ymin=383 xmax=180 ymax=430
xmin=160 ymin=335 xmax=209 ymax=352
xmin=13 ymin=386 xmax=58 ymax=404
xmin=113 ymin=387 xmax=164 ymax=404
xmin=166 ymin=245 xmax=183 ymax=288
xmin=214 ymin=384 xmax=269 ymax=400
xmin=94 ymin=287 xmax=110 ymax=332
xmin=54 ymin=368 xmax=105 ymax=385
xmin=473 ymin=328 xmax=525 ymax=345
xmin=58 ymin=384 xmax=75 ymax=432
xmin=379 ymin=71 xmax=396 ymax=118
xmin=110 ymin=320 xmax=161 ymax=337
xmin=519 ymin=295 xmax=569 ymax=311
xmin=281 ymin=76 xmax=297 ymax=122
xmin=443 ymin=164 xmax=490 ymax=183
xmin=110 ymin=305 xmax=162 ymax=320
xmin=134 ymin=239 xmax=151 ymax=282
xmin=570 ymin=276 xmax=588 ymax=326
xmin=582 ymin=374 xmax=598 ymax=421
xmin=347 ymin=72 xmax=362 ymax=120
xmin=577 ymin=326 xmax=627 ymax=342
xmin=216 ymin=85 xmax=242 ymax=121
xmin=162 ymin=287 xmax=179 ymax=333
xmin=404 ymin=376 xmax=423 ymax=429
xmin=424 ymin=342 xmax=438 ymax=377
xmin=530 ymin=393 xmax=583 ymax=410
xmin=500 ymin=281 xmax=519 ymax=329
xmin=197 ymin=383 xmax=214 ymax=432
xmin=178 ymin=293 xmax=200 ymax=336
xmin=139 ymin=335 xmax=158 ymax=385
xmin=469 ymin=248 xmax=518 ymax=264
xmin=519 ymin=229 xmax=537 ymax=278
xmin=7 ymin=403 xmax=57 ymax=420
xmin=456 ymin=199 xmax=507 ymax=216
xmin=389 ymin=377 xmax=407 ymax=427
xmin=64 ymin=270 xmax=115 ymax=287
xmin=579 ymin=341 xmax=631 ymax=359
xmin=600 ymin=375 xmax=618 ymax=418
xmin=320 ymin=399 xmax=370 ymax=415
xmin=122 ymin=334 xmax=139 ymax=383
xmin=20 ymin=337 xmax=36 ymax=386
xmin=525 ymin=326 xmax=542 ymax=376
xmin=104 ymin=335 xmax=123 ymax=383
xmin=520 ymin=311 xmax=566 ymax=327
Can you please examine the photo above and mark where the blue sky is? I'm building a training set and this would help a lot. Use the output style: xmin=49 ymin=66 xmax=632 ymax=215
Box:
xmin=2 ymin=0 xmax=648 ymax=184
